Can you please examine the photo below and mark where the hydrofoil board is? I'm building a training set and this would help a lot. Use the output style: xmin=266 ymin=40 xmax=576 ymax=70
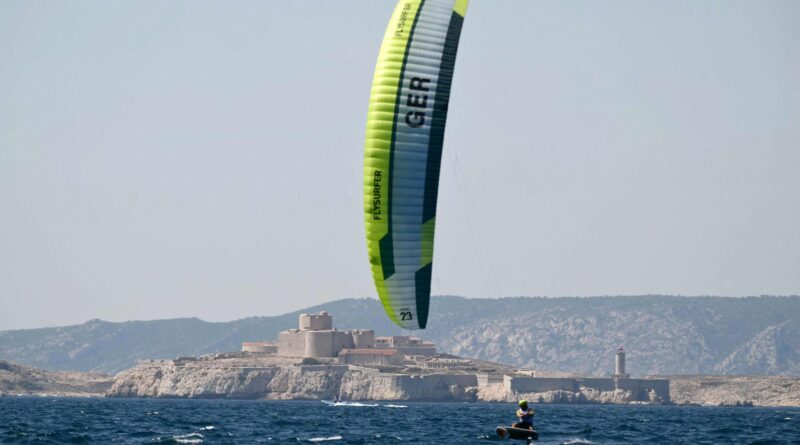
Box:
xmin=496 ymin=426 xmax=538 ymax=442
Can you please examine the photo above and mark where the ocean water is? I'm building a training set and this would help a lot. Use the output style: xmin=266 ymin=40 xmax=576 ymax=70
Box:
xmin=1 ymin=398 xmax=799 ymax=444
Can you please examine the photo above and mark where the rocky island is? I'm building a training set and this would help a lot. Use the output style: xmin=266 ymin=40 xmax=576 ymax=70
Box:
xmin=4 ymin=311 xmax=799 ymax=406
xmin=0 ymin=360 xmax=112 ymax=397
xmin=668 ymin=374 xmax=800 ymax=407
xmin=107 ymin=312 xmax=670 ymax=404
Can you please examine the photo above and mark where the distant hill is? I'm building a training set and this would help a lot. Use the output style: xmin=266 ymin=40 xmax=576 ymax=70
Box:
xmin=1 ymin=296 xmax=799 ymax=376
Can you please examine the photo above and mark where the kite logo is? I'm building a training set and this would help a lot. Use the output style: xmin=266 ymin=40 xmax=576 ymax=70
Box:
xmin=405 ymin=77 xmax=431 ymax=128
xmin=394 ymin=2 xmax=412 ymax=37
xmin=372 ymin=170 xmax=382 ymax=220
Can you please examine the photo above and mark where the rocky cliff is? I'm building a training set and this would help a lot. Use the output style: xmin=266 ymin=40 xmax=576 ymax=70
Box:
xmin=0 ymin=360 xmax=112 ymax=396
xmin=105 ymin=358 xmax=656 ymax=405
xmin=106 ymin=358 xmax=800 ymax=407
xmin=108 ymin=361 xmax=435 ymax=401
xmin=667 ymin=375 xmax=800 ymax=407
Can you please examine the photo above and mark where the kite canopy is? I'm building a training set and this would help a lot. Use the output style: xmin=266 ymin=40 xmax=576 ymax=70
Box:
xmin=363 ymin=0 xmax=468 ymax=329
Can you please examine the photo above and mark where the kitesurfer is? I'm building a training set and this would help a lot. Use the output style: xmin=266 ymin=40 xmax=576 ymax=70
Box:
xmin=512 ymin=400 xmax=535 ymax=430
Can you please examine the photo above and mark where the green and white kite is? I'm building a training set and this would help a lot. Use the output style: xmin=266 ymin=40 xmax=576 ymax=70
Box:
xmin=363 ymin=0 xmax=469 ymax=329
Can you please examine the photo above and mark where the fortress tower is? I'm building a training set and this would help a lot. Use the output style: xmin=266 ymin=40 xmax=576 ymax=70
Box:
xmin=299 ymin=312 xmax=333 ymax=331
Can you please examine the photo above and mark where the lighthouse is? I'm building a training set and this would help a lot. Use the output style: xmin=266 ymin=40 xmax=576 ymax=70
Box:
xmin=614 ymin=346 xmax=630 ymax=379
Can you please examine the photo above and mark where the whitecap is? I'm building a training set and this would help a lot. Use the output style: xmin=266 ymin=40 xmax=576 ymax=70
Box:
xmin=172 ymin=432 xmax=204 ymax=444
xmin=563 ymin=439 xmax=594 ymax=445
xmin=198 ymin=426 xmax=216 ymax=431
xmin=308 ymin=435 xmax=343 ymax=442
xmin=373 ymin=434 xmax=403 ymax=440
xmin=383 ymin=404 xmax=407 ymax=408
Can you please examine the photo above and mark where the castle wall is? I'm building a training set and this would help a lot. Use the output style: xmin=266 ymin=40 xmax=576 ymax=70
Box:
xmin=506 ymin=376 xmax=577 ymax=392
xmin=498 ymin=375 xmax=669 ymax=403
xmin=391 ymin=347 xmax=436 ymax=357
xmin=351 ymin=330 xmax=375 ymax=349
xmin=297 ymin=364 xmax=350 ymax=375
xmin=420 ymin=359 xmax=471 ymax=369
xmin=578 ymin=378 xmax=615 ymax=391
xmin=433 ymin=374 xmax=479 ymax=387
xmin=242 ymin=342 xmax=277 ymax=353
xmin=616 ymin=378 xmax=670 ymax=402
xmin=339 ymin=351 xmax=402 ymax=367
xmin=278 ymin=330 xmax=307 ymax=357
xmin=647 ymin=379 xmax=670 ymax=402
xmin=615 ymin=378 xmax=641 ymax=395
xmin=477 ymin=373 xmax=505 ymax=386
xmin=278 ymin=327 xmax=376 ymax=358
xmin=375 ymin=336 xmax=432 ymax=348
xmin=331 ymin=331 xmax=356 ymax=355
xmin=274 ymin=314 xmax=437 ymax=359
xmin=394 ymin=373 xmax=480 ymax=400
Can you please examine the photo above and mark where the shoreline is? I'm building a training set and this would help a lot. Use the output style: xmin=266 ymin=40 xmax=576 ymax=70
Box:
xmin=1 ymin=394 xmax=796 ymax=409
xmin=4 ymin=358 xmax=800 ymax=407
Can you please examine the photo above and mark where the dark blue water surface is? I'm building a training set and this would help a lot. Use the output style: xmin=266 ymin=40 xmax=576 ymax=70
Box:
xmin=1 ymin=398 xmax=799 ymax=444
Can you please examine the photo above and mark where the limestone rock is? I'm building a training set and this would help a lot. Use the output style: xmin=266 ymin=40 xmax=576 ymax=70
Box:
xmin=665 ymin=375 xmax=800 ymax=407
xmin=0 ymin=360 xmax=112 ymax=396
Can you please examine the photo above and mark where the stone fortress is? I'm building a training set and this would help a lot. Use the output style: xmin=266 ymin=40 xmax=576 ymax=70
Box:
xmin=235 ymin=312 xmax=670 ymax=402
xmin=246 ymin=311 xmax=436 ymax=367
xmin=108 ymin=311 xmax=670 ymax=402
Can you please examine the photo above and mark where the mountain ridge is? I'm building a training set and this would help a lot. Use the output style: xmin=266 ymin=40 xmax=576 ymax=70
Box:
xmin=1 ymin=295 xmax=799 ymax=376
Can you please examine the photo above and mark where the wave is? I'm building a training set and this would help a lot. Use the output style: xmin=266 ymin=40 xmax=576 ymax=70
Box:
xmin=154 ymin=433 xmax=204 ymax=444
xmin=321 ymin=400 xmax=378 ymax=407
xmin=308 ymin=435 xmax=343 ymax=442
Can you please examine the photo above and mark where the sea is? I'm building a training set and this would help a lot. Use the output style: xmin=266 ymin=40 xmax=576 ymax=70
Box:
xmin=1 ymin=398 xmax=799 ymax=444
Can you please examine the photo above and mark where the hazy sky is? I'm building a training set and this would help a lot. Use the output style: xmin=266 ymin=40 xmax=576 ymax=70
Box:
xmin=2 ymin=1 xmax=798 ymax=330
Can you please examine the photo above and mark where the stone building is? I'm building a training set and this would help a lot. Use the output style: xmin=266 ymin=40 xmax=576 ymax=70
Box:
xmin=241 ymin=341 xmax=277 ymax=353
xmin=277 ymin=312 xmax=376 ymax=358
xmin=498 ymin=347 xmax=670 ymax=403
xmin=338 ymin=348 xmax=402 ymax=366
xmin=375 ymin=335 xmax=436 ymax=356
xmin=420 ymin=357 xmax=472 ymax=369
